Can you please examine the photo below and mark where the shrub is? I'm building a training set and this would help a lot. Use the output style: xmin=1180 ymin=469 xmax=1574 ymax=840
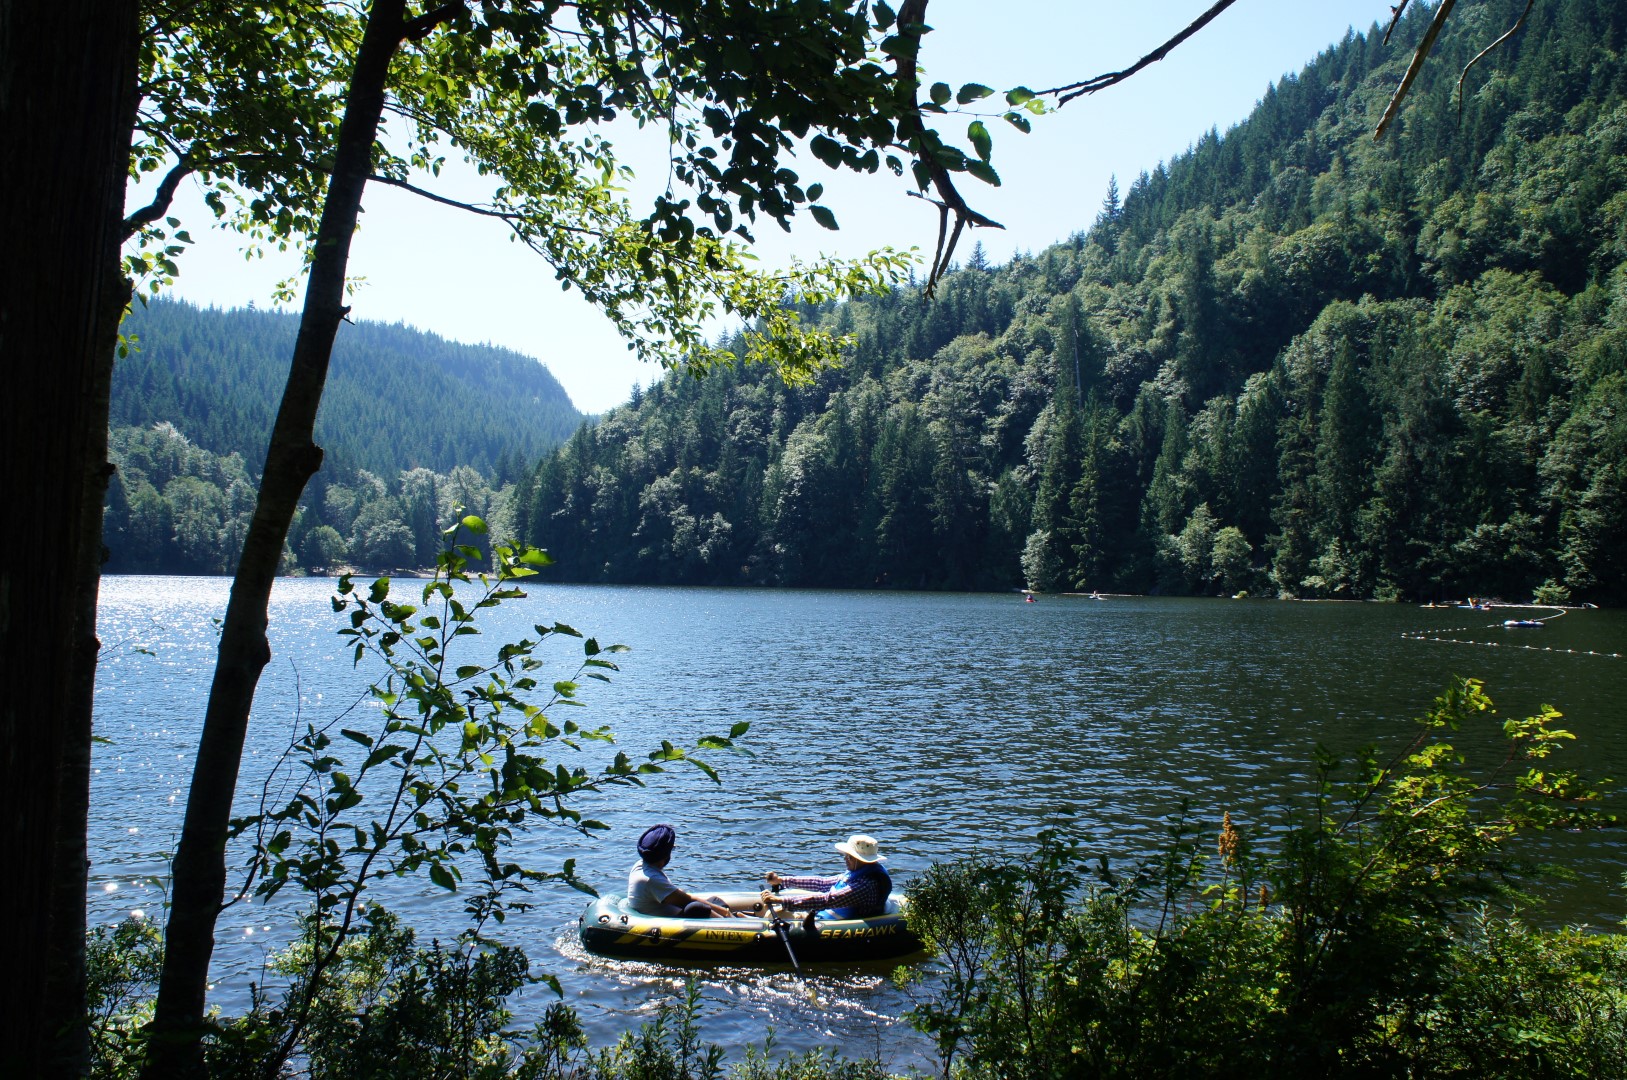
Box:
xmin=902 ymin=677 xmax=1623 ymax=1078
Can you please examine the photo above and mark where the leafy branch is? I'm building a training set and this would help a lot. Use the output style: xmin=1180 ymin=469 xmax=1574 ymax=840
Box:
xmin=226 ymin=515 xmax=749 ymax=1074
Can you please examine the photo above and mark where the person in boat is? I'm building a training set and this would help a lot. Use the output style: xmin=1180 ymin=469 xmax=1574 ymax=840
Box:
xmin=628 ymin=824 xmax=738 ymax=919
xmin=761 ymin=833 xmax=892 ymax=919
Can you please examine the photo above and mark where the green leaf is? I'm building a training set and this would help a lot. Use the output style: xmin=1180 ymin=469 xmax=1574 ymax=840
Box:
xmin=966 ymin=160 xmax=1001 ymax=186
xmin=957 ymin=82 xmax=994 ymax=105
xmin=809 ymin=204 xmax=839 ymax=230
xmin=369 ymin=577 xmax=391 ymax=603
xmin=362 ymin=744 xmax=408 ymax=770
xmin=340 ymin=729 xmax=374 ymax=747
xmin=429 ymin=862 xmax=458 ymax=891
xmin=968 ymin=120 xmax=992 ymax=162
xmin=729 ymin=721 xmax=751 ymax=738
xmin=1005 ymin=86 xmax=1035 ymax=106
xmin=461 ymin=515 xmax=488 ymax=534
xmin=809 ymin=134 xmax=843 ymax=169
xmin=929 ymin=81 xmax=951 ymax=107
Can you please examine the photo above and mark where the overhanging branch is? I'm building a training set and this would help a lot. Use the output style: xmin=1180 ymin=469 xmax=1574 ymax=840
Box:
xmin=1038 ymin=0 xmax=1241 ymax=106
xmin=1375 ymin=0 xmax=1458 ymax=140
xmin=1456 ymin=0 xmax=1535 ymax=121
xmin=122 ymin=158 xmax=194 ymax=241
xmin=402 ymin=1 xmax=463 ymax=41
xmin=893 ymin=0 xmax=1003 ymax=297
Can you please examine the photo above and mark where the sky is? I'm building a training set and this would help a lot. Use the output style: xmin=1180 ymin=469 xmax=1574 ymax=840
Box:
xmin=146 ymin=1 xmax=1394 ymax=414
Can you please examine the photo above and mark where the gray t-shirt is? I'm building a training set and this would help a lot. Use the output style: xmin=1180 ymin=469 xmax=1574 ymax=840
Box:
xmin=628 ymin=859 xmax=679 ymax=915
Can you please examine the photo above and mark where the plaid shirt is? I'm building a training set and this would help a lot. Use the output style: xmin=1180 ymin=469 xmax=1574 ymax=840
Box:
xmin=776 ymin=871 xmax=887 ymax=917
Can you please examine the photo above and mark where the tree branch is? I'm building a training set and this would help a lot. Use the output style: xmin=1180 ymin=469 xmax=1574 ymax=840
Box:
xmin=121 ymin=158 xmax=193 ymax=240
xmin=1456 ymin=0 xmax=1535 ymax=121
xmin=892 ymin=0 xmax=1003 ymax=297
xmin=367 ymin=172 xmax=521 ymax=219
xmin=1374 ymin=0 xmax=1458 ymax=141
xmin=1038 ymin=0 xmax=1241 ymax=107
xmin=1383 ymin=1 xmax=1416 ymax=46
xmin=402 ymin=0 xmax=464 ymax=42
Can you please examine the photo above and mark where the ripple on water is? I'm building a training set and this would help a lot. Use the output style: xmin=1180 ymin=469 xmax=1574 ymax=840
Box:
xmin=91 ymin=580 xmax=1627 ymax=1065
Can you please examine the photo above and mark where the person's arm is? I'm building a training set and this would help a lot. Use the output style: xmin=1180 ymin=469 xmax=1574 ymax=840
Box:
xmin=761 ymin=872 xmax=838 ymax=911
xmin=771 ymin=871 xmax=859 ymax=910
xmin=778 ymin=875 xmax=881 ymax=913
xmin=664 ymin=885 xmax=734 ymax=917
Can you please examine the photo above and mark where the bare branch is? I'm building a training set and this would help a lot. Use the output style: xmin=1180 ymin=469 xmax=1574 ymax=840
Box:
xmin=1456 ymin=0 xmax=1535 ymax=121
xmin=367 ymin=172 xmax=530 ymax=223
xmin=1039 ymin=0 xmax=1241 ymax=107
xmin=1383 ymin=1 xmax=1416 ymax=46
xmin=1375 ymin=0 xmax=1458 ymax=141
xmin=122 ymin=159 xmax=194 ymax=241
xmin=892 ymin=0 xmax=1003 ymax=296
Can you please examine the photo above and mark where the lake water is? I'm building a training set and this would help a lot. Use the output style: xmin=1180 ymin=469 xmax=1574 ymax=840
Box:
xmin=89 ymin=578 xmax=1627 ymax=1068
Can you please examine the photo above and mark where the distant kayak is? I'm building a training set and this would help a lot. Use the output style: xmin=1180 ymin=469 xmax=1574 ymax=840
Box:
xmin=578 ymin=890 xmax=922 ymax=964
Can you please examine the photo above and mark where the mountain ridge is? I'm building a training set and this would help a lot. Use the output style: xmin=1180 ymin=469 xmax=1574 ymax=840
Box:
xmin=512 ymin=0 xmax=1627 ymax=605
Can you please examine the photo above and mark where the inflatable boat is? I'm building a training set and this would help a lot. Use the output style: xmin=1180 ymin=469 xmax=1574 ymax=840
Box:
xmin=577 ymin=890 xmax=923 ymax=964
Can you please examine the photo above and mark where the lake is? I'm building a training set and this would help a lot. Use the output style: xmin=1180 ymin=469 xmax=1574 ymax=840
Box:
xmin=89 ymin=577 xmax=1627 ymax=1068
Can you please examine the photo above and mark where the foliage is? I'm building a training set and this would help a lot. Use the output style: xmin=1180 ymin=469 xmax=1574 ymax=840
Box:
xmin=515 ymin=0 xmax=1627 ymax=603
xmin=122 ymin=0 xmax=1026 ymax=378
xmin=209 ymin=906 xmax=539 ymax=1079
xmin=90 ymin=914 xmax=902 ymax=1079
xmin=901 ymin=677 xmax=1623 ymax=1078
xmin=112 ymin=297 xmax=583 ymax=480
xmin=580 ymin=981 xmax=897 ymax=1080
xmin=86 ymin=917 xmax=165 ymax=1079
xmin=223 ymin=516 xmax=748 ymax=1071
xmin=104 ymin=422 xmax=522 ymax=574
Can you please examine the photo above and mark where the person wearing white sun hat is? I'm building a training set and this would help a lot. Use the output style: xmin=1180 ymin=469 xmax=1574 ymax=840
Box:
xmin=762 ymin=833 xmax=892 ymax=919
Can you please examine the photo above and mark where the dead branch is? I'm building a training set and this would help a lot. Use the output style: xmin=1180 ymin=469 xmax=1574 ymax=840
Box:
xmin=892 ymin=0 xmax=1004 ymax=296
xmin=1384 ymin=1 xmax=1416 ymax=46
xmin=1456 ymin=0 xmax=1535 ymax=120
xmin=1375 ymin=0 xmax=1458 ymax=140
xmin=1038 ymin=0 xmax=1241 ymax=106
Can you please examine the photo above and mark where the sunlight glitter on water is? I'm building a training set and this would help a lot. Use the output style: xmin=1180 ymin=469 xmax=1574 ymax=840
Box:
xmin=90 ymin=576 xmax=1627 ymax=1068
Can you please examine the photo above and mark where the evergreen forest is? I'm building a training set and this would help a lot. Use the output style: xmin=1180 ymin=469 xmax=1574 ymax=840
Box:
xmin=104 ymin=299 xmax=582 ymax=573
xmin=513 ymin=0 xmax=1627 ymax=605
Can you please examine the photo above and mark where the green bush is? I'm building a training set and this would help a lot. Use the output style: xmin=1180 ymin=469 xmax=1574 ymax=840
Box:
xmin=89 ymin=906 xmax=901 ymax=1079
xmin=901 ymin=677 xmax=1624 ymax=1078
xmin=86 ymin=916 xmax=164 ymax=1079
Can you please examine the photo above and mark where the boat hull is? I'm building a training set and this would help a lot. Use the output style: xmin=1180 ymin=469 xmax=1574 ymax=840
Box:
xmin=577 ymin=890 xmax=923 ymax=964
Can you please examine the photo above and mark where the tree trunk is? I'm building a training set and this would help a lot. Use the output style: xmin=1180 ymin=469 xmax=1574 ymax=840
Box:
xmin=141 ymin=3 xmax=408 ymax=1075
xmin=43 ymin=279 xmax=129 ymax=1079
xmin=0 ymin=3 xmax=140 ymax=1078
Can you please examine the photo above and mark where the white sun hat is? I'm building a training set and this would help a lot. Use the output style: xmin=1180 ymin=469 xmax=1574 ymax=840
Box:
xmin=834 ymin=834 xmax=886 ymax=863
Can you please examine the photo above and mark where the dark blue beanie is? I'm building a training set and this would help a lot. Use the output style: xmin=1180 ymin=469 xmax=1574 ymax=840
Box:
xmin=638 ymin=823 xmax=676 ymax=859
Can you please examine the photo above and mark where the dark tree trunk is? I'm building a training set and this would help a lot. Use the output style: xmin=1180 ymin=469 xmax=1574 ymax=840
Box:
xmin=43 ymin=280 xmax=127 ymax=1079
xmin=0 ymin=2 xmax=140 ymax=1077
xmin=141 ymin=4 xmax=409 ymax=1075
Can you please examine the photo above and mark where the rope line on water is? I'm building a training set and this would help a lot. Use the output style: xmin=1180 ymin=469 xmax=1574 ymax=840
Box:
xmin=1400 ymin=631 xmax=1622 ymax=659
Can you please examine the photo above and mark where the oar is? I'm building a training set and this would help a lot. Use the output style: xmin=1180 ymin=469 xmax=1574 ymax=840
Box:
xmin=764 ymin=882 xmax=819 ymax=1005
xmin=766 ymin=900 xmax=804 ymax=977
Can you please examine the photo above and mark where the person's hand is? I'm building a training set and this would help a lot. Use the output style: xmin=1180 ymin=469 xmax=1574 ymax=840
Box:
xmin=764 ymin=871 xmax=782 ymax=887
xmin=759 ymin=889 xmax=774 ymax=905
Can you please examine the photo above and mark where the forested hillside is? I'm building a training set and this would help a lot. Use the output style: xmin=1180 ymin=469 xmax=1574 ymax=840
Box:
xmin=514 ymin=0 xmax=1627 ymax=604
xmin=104 ymin=299 xmax=584 ymax=573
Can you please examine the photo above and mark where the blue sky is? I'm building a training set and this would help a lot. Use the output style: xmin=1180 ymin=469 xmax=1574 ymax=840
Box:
xmin=149 ymin=1 xmax=1393 ymax=413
